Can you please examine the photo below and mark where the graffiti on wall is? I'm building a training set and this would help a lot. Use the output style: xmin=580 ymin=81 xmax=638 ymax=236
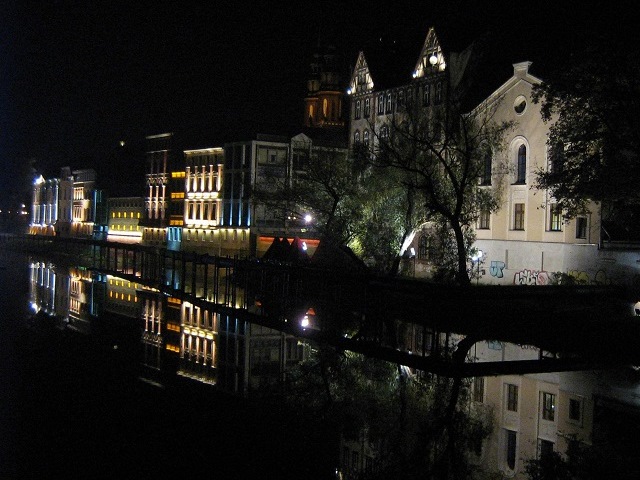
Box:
xmin=513 ymin=269 xmax=552 ymax=285
xmin=489 ymin=260 xmax=505 ymax=278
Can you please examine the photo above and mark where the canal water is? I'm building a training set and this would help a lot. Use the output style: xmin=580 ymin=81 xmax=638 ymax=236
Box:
xmin=0 ymin=250 xmax=336 ymax=479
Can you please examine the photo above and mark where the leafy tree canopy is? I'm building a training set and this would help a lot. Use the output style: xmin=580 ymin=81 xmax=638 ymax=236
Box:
xmin=532 ymin=35 xmax=640 ymax=221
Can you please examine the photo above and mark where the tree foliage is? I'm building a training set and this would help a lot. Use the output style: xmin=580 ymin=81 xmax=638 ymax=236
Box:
xmin=278 ymin=345 xmax=495 ymax=480
xmin=531 ymin=37 xmax=640 ymax=222
xmin=364 ymin=89 xmax=511 ymax=284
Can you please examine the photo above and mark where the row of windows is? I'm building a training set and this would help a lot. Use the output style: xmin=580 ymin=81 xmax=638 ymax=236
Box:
xmin=111 ymin=211 xmax=141 ymax=218
xmin=475 ymin=205 xmax=587 ymax=238
xmin=353 ymin=82 xmax=444 ymax=119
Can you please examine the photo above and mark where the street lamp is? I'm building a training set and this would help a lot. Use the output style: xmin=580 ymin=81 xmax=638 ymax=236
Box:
xmin=470 ymin=249 xmax=484 ymax=285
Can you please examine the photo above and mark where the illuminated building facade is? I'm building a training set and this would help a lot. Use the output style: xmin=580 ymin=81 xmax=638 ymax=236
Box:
xmin=141 ymin=132 xmax=175 ymax=247
xmin=107 ymin=197 xmax=144 ymax=243
xmin=304 ymin=44 xmax=347 ymax=129
xmin=29 ymin=167 xmax=73 ymax=236
xmin=180 ymin=147 xmax=224 ymax=254
xmin=70 ymin=168 xmax=97 ymax=238
xmin=345 ymin=26 xmax=640 ymax=479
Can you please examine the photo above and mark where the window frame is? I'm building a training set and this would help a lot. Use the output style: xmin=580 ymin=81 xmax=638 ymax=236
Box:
xmin=576 ymin=216 xmax=587 ymax=239
xmin=506 ymin=383 xmax=518 ymax=412
xmin=513 ymin=203 xmax=525 ymax=231
xmin=515 ymin=144 xmax=527 ymax=184
xmin=549 ymin=203 xmax=562 ymax=231
xmin=354 ymin=99 xmax=361 ymax=119
xmin=506 ymin=429 xmax=517 ymax=470
xmin=478 ymin=210 xmax=490 ymax=230
xmin=542 ymin=392 xmax=556 ymax=421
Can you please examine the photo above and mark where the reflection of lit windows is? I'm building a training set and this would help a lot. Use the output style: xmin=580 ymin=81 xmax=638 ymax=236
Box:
xmin=542 ymin=392 xmax=556 ymax=421
xmin=506 ymin=429 xmax=517 ymax=470
xmin=576 ymin=217 xmax=587 ymax=239
xmin=507 ymin=384 xmax=518 ymax=412
xmin=473 ymin=377 xmax=484 ymax=403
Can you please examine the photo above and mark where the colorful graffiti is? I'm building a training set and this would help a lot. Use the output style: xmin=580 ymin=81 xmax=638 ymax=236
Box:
xmin=489 ymin=260 xmax=505 ymax=278
xmin=513 ymin=269 xmax=552 ymax=286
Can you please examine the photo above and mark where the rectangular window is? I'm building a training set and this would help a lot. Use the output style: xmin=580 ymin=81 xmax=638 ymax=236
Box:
xmin=542 ymin=392 xmax=556 ymax=421
xmin=569 ymin=397 xmax=582 ymax=423
xmin=478 ymin=210 xmax=490 ymax=230
xmin=550 ymin=203 xmax=562 ymax=231
xmin=473 ymin=377 xmax=484 ymax=403
xmin=507 ymin=384 xmax=518 ymax=412
xmin=576 ymin=217 xmax=587 ymax=239
xmin=506 ymin=430 xmax=517 ymax=470
xmin=514 ymin=203 xmax=525 ymax=230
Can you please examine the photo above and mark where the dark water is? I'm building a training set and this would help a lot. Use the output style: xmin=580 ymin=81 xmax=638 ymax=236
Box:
xmin=0 ymin=251 xmax=335 ymax=479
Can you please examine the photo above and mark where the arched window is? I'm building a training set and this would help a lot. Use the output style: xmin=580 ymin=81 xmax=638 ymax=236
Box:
xmin=363 ymin=130 xmax=370 ymax=148
xmin=364 ymin=98 xmax=370 ymax=117
xmin=380 ymin=125 xmax=389 ymax=139
xmin=481 ymin=152 xmax=492 ymax=185
xmin=354 ymin=100 xmax=361 ymax=119
xmin=323 ymin=99 xmax=328 ymax=117
xmin=354 ymin=131 xmax=360 ymax=144
xmin=516 ymin=144 xmax=527 ymax=183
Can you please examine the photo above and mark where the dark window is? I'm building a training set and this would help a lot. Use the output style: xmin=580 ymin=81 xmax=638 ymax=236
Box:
xmin=481 ymin=153 xmax=492 ymax=185
xmin=569 ymin=398 xmax=582 ymax=422
xmin=542 ymin=392 xmax=556 ymax=421
xmin=473 ymin=377 xmax=484 ymax=403
xmin=352 ymin=452 xmax=359 ymax=471
xmin=380 ymin=125 xmax=389 ymax=140
xmin=514 ymin=203 xmax=525 ymax=230
xmin=364 ymin=98 xmax=370 ymax=117
xmin=435 ymin=82 xmax=443 ymax=103
xmin=576 ymin=217 xmax=587 ymax=239
xmin=423 ymin=83 xmax=431 ymax=106
xmin=479 ymin=210 xmax=490 ymax=230
xmin=342 ymin=447 xmax=350 ymax=469
xmin=363 ymin=130 xmax=370 ymax=148
xmin=549 ymin=141 xmax=565 ymax=174
xmin=397 ymin=90 xmax=404 ymax=109
xmin=506 ymin=430 xmax=517 ymax=470
xmin=550 ymin=203 xmax=562 ymax=231
xmin=539 ymin=439 xmax=554 ymax=459
xmin=377 ymin=94 xmax=385 ymax=115
xmin=386 ymin=93 xmax=392 ymax=113
xmin=355 ymin=100 xmax=361 ymax=119
xmin=516 ymin=144 xmax=527 ymax=183
xmin=507 ymin=384 xmax=518 ymax=412
xmin=354 ymin=131 xmax=360 ymax=144
xmin=418 ymin=235 xmax=429 ymax=260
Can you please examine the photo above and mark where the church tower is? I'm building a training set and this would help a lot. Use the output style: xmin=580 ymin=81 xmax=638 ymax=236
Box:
xmin=303 ymin=43 xmax=347 ymax=130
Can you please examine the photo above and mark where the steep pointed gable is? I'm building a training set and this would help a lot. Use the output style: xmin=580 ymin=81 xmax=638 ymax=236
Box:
xmin=413 ymin=27 xmax=447 ymax=79
xmin=348 ymin=51 xmax=374 ymax=95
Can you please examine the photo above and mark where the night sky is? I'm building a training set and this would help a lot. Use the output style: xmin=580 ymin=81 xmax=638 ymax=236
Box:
xmin=1 ymin=0 xmax=635 ymax=201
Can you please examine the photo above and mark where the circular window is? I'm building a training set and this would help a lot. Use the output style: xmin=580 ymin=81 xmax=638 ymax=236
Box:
xmin=514 ymin=96 xmax=527 ymax=115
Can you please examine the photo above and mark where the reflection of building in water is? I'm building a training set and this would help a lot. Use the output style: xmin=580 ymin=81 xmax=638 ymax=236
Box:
xmin=138 ymin=288 xmax=308 ymax=395
xmin=28 ymin=261 xmax=98 ymax=333
xmin=104 ymin=276 xmax=142 ymax=318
